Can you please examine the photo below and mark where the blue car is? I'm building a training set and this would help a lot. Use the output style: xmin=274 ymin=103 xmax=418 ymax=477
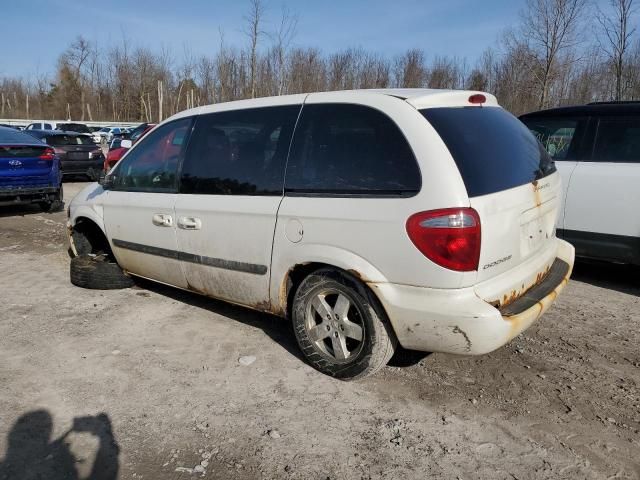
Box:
xmin=0 ymin=126 xmax=63 ymax=212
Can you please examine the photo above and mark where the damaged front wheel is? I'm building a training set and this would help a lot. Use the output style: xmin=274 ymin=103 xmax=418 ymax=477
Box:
xmin=70 ymin=254 xmax=134 ymax=290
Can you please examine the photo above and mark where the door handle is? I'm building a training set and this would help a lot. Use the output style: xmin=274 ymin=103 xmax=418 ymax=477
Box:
xmin=152 ymin=213 xmax=173 ymax=227
xmin=178 ymin=217 xmax=202 ymax=230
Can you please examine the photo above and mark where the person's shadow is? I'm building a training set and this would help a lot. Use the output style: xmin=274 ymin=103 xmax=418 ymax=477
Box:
xmin=0 ymin=410 xmax=119 ymax=480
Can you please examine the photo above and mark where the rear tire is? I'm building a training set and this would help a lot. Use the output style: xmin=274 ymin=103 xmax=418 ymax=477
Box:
xmin=70 ymin=254 xmax=135 ymax=290
xmin=292 ymin=268 xmax=396 ymax=380
xmin=39 ymin=185 xmax=63 ymax=213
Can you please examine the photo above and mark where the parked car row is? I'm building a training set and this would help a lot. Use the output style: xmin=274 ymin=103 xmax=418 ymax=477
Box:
xmin=26 ymin=130 xmax=104 ymax=180
xmin=22 ymin=121 xmax=135 ymax=143
xmin=0 ymin=120 xmax=151 ymax=212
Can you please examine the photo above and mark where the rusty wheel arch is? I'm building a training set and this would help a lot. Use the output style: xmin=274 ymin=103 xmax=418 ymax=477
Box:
xmin=279 ymin=262 xmax=388 ymax=322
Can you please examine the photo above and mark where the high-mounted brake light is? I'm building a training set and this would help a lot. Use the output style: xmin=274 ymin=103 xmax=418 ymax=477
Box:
xmin=39 ymin=147 xmax=56 ymax=161
xmin=406 ymin=208 xmax=481 ymax=272
xmin=468 ymin=94 xmax=486 ymax=105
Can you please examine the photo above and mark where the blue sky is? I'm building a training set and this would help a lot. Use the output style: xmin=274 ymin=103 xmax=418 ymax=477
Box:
xmin=2 ymin=0 xmax=521 ymax=78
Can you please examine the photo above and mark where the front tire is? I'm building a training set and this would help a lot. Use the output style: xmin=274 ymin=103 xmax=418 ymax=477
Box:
xmin=70 ymin=254 xmax=135 ymax=290
xmin=292 ymin=269 xmax=396 ymax=380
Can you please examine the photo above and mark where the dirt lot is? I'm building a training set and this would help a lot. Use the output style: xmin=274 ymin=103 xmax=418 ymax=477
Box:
xmin=0 ymin=181 xmax=638 ymax=480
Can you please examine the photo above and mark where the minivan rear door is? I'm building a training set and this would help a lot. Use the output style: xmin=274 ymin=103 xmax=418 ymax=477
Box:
xmin=421 ymin=107 xmax=560 ymax=284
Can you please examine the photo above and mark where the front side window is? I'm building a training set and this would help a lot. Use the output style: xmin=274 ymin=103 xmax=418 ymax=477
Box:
xmin=285 ymin=104 xmax=421 ymax=195
xmin=592 ymin=116 xmax=640 ymax=163
xmin=521 ymin=118 xmax=584 ymax=160
xmin=180 ymin=105 xmax=301 ymax=195
xmin=111 ymin=118 xmax=192 ymax=192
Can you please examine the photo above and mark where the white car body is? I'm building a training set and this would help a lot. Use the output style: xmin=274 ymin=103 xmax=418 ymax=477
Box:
xmin=25 ymin=121 xmax=61 ymax=131
xmin=68 ymin=89 xmax=574 ymax=357
xmin=521 ymin=104 xmax=640 ymax=265
xmin=92 ymin=127 xmax=122 ymax=144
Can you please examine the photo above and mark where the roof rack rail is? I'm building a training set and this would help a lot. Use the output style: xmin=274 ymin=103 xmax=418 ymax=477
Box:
xmin=587 ymin=100 xmax=640 ymax=105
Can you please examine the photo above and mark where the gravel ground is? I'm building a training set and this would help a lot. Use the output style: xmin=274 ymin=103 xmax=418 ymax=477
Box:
xmin=0 ymin=181 xmax=638 ymax=480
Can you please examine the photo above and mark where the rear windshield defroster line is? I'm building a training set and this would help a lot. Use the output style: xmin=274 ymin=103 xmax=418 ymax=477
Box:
xmin=421 ymin=107 xmax=556 ymax=197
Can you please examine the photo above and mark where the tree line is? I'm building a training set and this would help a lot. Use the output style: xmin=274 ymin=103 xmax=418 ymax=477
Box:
xmin=1 ymin=0 xmax=638 ymax=122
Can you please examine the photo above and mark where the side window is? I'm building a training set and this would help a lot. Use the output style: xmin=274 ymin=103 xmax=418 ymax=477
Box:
xmin=44 ymin=123 xmax=52 ymax=130
xmin=180 ymin=105 xmax=301 ymax=195
xmin=592 ymin=116 xmax=640 ymax=163
xmin=112 ymin=118 xmax=191 ymax=192
xmin=521 ymin=117 xmax=585 ymax=160
xmin=285 ymin=104 xmax=421 ymax=195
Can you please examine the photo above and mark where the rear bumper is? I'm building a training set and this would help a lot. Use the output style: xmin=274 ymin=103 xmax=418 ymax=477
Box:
xmin=373 ymin=239 xmax=575 ymax=355
xmin=0 ymin=186 xmax=60 ymax=206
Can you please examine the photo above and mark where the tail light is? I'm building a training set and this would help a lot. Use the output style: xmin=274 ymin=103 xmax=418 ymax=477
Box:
xmin=406 ymin=208 xmax=481 ymax=272
xmin=39 ymin=147 xmax=56 ymax=161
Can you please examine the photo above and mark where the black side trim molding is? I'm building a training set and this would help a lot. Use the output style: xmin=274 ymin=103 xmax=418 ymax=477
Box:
xmin=112 ymin=239 xmax=268 ymax=275
xmin=558 ymin=228 xmax=640 ymax=265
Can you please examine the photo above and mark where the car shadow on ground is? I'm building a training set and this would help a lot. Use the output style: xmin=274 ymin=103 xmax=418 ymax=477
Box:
xmin=571 ymin=258 xmax=639 ymax=297
xmin=134 ymin=278 xmax=427 ymax=369
xmin=0 ymin=410 xmax=119 ymax=480
xmin=133 ymin=278 xmax=307 ymax=364
xmin=0 ymin=203 xmax=49 ymax=218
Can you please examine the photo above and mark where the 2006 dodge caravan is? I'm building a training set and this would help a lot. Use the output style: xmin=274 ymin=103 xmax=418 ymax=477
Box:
xmin=67 ymin=89 xmax=575 ymax=379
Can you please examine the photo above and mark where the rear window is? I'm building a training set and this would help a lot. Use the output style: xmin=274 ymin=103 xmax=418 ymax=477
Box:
xmin=421 ymin=107 xmax=556 ymax=197
xmin=46 ymin=135 xmax=94 ymax=146
xmin=0 ymin=127 xmax=45 ymax=145
xmin=58 ymin=123 xmax=91 ymax=134
xmin=0 ymin=146 xmax=47 ymax=158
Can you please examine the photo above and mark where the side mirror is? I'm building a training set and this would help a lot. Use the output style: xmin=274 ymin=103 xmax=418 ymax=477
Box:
xmin=98 ymin=172 xmax=115 ymax=190
xmin=120 ymin=139 xmax=132 ymax=149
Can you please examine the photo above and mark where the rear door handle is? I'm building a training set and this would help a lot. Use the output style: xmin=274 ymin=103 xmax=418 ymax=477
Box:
xmin=152 ymin=213 xmax=173 ymax=227
xmin=178 ymin=217 xmax=202 ymax=230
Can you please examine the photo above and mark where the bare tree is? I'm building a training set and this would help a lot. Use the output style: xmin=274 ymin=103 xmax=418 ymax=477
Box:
xmin=393 ymin=49 xmax=427 ymax=87
xmin=596 ymin=0 xmax=638 ymax=100
xmin=244 ymin=0 xmax=265 ymax=98
xmin=520 ymin=0 xmax=588 ymax=108
xmin=271 ymin=5 xmax=298 ymax=95
xmin=3 ymin=2 xmax=640 ymax=123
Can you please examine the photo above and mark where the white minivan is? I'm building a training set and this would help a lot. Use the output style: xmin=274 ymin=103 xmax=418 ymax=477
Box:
xmin=67 ymin=89 xmax=575 ymax=379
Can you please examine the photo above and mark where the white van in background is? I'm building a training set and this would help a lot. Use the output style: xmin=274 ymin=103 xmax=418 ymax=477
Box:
xmin=521 ymin=102 xmax=640 ymax=266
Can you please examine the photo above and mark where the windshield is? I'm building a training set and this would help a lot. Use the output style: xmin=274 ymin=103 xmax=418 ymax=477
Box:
xmin=99 ymin=127 xmax=110 ymax=133
xmin=46 ymin=135 xmax=94 ymax=146
xmin=58 ymin=123 xmax=91 ymax=134
xmin=421 ymin=107 xmax=556 ymax=197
